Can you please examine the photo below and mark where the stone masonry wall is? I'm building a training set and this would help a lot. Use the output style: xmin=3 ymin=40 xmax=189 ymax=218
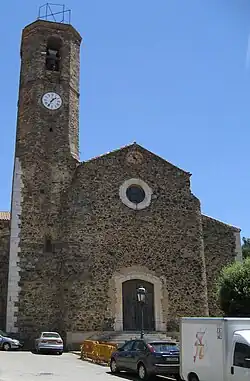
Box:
xmin=202 ymin=215 xmax=240 ymax=316
xmin=59 ymin=144 xmax=209 ymax=333
xmin=0 ymin=216 xmax=10 ymax=329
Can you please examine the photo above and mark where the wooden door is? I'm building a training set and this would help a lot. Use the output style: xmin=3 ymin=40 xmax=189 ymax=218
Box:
xmin=122 ymin=279 xmax=155 ymax=331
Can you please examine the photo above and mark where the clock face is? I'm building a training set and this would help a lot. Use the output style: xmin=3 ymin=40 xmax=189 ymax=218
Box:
xmin=42 ymin=92 xmax=62 ymax=110
xmin=126 ymin=151 xmax=143 ymax=165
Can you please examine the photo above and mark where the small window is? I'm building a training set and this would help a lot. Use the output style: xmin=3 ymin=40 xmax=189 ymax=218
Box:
xmin=44 ymin=237 xmax=53 ymax=253
xmin=45 ymin=37 xmax=62 ymax=72
xmin=234 ymin=342 xmax=250 ymax=369
xmin=126 ymin=185 xmax=146 ymax=204
xmin=122 ymin=340 xmax=134 ymax=352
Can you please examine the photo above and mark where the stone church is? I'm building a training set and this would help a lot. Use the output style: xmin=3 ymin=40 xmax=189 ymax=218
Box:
xmin=0 ymin=18 xmax=242 ymax=346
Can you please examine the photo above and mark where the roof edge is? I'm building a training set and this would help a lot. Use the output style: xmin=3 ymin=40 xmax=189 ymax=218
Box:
xmin=22 ymin=19 xmax=82 ymax=42
xmin=202 ymin=214 xmax=241 ymax=232
xmin=81 ymin=142 xmax=136 ymax=164
xmin=81 ymin=142 xmax=191 ymax=176
xmin=135 ymin=143 xmax=191 ymax=176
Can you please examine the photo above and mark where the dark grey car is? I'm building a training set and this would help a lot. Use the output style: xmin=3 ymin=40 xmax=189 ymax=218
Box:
xmin=110 ymin=339 xmax=181 ymax=380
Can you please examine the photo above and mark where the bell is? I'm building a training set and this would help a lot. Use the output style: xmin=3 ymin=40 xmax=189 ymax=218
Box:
xmin=46 ymin=49 xmax=60 ymax=71
xmin=46 ymin=58 xmax=56 ymax=71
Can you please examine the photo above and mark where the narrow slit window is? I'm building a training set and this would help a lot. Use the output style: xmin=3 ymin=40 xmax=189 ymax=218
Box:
xmin=44 ymin=237 xmax=53 ymax=253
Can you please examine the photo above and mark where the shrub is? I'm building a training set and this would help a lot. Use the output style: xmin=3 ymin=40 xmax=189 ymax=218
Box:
xmin=217 ymin=258 xmax=250 ymax=317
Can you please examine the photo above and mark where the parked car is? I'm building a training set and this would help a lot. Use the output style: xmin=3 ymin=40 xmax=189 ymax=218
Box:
xmin=0 ymin=330 xmax=22 ymax=351
xmin=110 ymin=338 xmax=181 ymax=380
xmin=34 ymin=332 xmax=64 ymax=355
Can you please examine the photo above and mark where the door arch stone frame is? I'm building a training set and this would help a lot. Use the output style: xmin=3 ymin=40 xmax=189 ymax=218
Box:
xmin=109 ymin=266 xmax=167 ymax=332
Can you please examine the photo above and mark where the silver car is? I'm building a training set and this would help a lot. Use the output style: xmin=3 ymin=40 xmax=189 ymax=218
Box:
xmin=0 ymin=330 xmax=22 ymax=351
xmin=34 ymin=332 xmax=63 ymax=355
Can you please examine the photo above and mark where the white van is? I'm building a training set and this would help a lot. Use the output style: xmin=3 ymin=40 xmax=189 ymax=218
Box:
xmin=180 ymin=317 xmax=250 ymax=381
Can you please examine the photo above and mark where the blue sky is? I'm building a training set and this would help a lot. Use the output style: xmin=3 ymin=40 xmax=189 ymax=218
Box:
xmin=0 ymin=0 xmax=250 ymax=239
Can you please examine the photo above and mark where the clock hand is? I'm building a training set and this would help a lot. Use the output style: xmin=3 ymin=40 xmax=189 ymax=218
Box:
xmin=48 ymin=97 xmax=56 ymax=106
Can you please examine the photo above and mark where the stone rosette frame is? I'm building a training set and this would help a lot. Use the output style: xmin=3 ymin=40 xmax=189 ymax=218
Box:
xmin=109 ymin=266 xmax=167 ymax=332
xmin=119 ymin=178 xmax=153 ymax=210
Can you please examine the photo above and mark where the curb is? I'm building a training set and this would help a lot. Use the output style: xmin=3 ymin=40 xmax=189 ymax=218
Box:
xmin=80 ymin=357 xmax=109 ymax=367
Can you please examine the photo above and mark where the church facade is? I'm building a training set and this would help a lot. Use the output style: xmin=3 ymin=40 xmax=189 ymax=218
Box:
xmin=0 ymin=19 xmax=242 ymax=343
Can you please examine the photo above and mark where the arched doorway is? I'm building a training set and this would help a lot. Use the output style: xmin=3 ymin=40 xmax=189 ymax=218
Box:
xmin=122 ymin=279 xmax=155 ymax=331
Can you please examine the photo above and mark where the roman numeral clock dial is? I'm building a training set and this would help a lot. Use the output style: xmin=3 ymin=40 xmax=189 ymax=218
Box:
xmin=42 ymin=91 xmax=62 ymax=110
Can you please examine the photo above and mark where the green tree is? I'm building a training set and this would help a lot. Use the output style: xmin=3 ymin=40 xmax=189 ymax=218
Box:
xmin=242 ymin=237 xmax=250 ymax=259
xmin=217 ymin=258 xmax=250 ymax=317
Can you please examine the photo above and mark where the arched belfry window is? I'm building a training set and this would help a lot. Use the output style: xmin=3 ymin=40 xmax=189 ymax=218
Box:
xmin=46 ymin=37 xmax=62 ymax=72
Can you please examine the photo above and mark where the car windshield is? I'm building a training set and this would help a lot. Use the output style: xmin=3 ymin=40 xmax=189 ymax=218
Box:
xmin=42 ymin=332 xmax=60 ymax=338
xmin=149 ymin=342 xmax=179 ymax=352
xmin=0 ymin=330 xmax=8 ymax=337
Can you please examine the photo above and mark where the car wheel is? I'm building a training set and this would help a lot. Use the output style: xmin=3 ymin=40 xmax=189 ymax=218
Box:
xmin=2 ymin=342 xmax=11 ymax=351
xmin=110 ymin=358 xmax=120 ymax=373
xmin=189 ymin=374 xmax=199 ymax=381
xmin=58 ymin=351 xmax=63 ymax=355
xmin=138 ymin=363 xmax=148 ymax=380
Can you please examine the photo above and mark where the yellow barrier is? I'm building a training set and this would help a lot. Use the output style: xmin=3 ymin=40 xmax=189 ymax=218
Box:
xmin=81 ymin=340 xmax=118 ymax=364
xmin=98 ymin=340 xmax=118 ymax=348
xmin=81 ymin=340 xmax=99 ymax=360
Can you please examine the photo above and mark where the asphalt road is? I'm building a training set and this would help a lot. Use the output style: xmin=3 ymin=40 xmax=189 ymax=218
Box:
xmin=0 ymin=352 xmax=176 ymax=381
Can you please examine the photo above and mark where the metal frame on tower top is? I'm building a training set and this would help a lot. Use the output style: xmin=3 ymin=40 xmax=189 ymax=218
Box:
xmin=37 ymin=3 xmax=71 ymax=24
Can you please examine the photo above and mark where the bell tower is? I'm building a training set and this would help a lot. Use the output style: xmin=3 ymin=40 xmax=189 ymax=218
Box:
xmin=6 ymin=11 xmax=82 ymax=338
xmin=17 ymin=18 xmax=81 ymax=160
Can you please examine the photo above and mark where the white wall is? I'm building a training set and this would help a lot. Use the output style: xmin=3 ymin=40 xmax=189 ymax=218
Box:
xmin=6 ymin=158 xmax=23 ymax=333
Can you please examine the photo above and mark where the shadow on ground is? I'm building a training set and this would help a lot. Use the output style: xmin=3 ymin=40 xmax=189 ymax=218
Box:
xmin=75 ymin=357 xmax=176 ymax=380
xmin=30 ymin=350 xmax=63 ymax=356
xmin=106 ymin=371 xmax=175 ymax=380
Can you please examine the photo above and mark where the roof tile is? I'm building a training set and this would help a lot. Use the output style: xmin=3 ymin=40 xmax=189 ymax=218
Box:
xmin=0 ymin=211 xmax=10 ymax=220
